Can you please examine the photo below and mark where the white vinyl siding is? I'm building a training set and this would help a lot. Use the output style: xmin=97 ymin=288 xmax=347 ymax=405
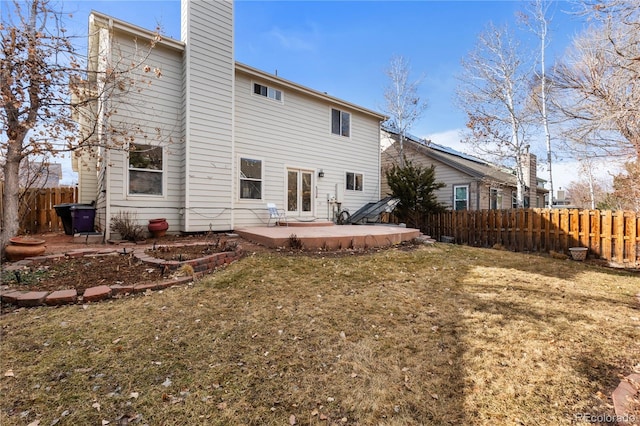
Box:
xmin=96 ymin=24 xmax=184 ymax=234
xmin=182 ymin=0 xmax=234 ymax=232
xmin=234 ymin=70 xmax=381 ymax=227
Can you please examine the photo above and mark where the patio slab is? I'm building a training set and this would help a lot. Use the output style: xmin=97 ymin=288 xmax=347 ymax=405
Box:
xmin=236 ymin=224 xmax=421 ymax=250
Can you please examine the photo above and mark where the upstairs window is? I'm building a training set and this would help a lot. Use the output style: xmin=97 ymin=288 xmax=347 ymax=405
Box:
xmin=331 ymin=108 xmax=350 ymax=137
xmin=346 ymin=172 xmax=363 ymax=191
xmin=240 ymin=157 xmax=262 ymax=200
xmin=128 ymin=144 xmax=163 ymax=196
xmin=253 ymin=83 xmax=282 ymax=101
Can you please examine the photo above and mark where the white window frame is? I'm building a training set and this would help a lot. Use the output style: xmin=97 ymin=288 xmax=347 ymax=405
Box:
xmin=127 ymin=143 xmax=165 ymax=197
xmin=331 ymin=108 xmax=351 ymax=137
xmin=239 ymin=157 xmax=263 ymax=201
xmin=489 ymin=187 xmax=502 ymax=210
xmin=253 ymin=82 xmax=283 ymax=102
xmin=453 ymin=185 xmax=469 ymax=211
xmin=346 ymin=172 xmax=363 ymax=191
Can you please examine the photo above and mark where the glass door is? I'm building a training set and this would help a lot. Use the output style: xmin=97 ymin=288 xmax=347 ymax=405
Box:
xmin=287 ymin=169 xmax=313 ymax=217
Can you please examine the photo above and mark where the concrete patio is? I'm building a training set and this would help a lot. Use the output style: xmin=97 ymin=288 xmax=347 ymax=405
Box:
xmin=235 ymin=223 xmax=422 ymax=250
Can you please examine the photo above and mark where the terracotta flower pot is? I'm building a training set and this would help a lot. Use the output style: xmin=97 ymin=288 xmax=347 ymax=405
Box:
xmin=5 ymin=236 xmax=46 ymax=261
xmin=148 ymin=218 xmax=169 ymax=238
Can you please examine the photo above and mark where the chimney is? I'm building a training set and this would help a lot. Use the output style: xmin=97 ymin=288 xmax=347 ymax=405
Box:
xmin=521 ymin=153 xmax=537 ymax=196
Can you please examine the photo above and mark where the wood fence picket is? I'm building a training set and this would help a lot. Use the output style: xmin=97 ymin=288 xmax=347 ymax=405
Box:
xmin=426 ymin=208 xmax=640 ymax=266
xmin=0 ymin=183 xmax=77 ymax=234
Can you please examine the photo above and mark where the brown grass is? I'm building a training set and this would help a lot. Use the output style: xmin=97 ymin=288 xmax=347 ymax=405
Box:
xmin=1 ymin=244 xmax=638 ymax=425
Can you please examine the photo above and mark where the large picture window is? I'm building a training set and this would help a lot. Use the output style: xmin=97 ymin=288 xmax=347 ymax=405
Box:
xmin=346 ymin=172 xmax=363 ymax=191
xmin=331 ymin=108 xmax=350 ymax=137
xmin=128 ymin=144 xmax=163 ymax=195
xmin=453 ymin=185 xmax=468 ymax=211
xmin=240 ymin=158 xmax=262 ymax=199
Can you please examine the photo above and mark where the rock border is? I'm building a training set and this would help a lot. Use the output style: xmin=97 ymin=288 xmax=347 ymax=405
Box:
xmin=1 ymin=244 xmax=243 ymax=308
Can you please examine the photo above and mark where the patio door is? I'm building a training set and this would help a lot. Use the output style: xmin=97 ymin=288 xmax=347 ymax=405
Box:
xmin=287 ymin=169 xmax=313 ymax=217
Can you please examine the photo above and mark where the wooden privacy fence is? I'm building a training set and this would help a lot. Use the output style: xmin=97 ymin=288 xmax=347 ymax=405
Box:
xmin=0 ymin=183 xmax=77 ymax=234
xmin=426 ymin=208 xmax=640 ymax=266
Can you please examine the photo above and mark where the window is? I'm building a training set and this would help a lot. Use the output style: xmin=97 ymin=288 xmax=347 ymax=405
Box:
xmin=331 ymin=108 xmax=350 ymax=137
xmin=453 ymin=185 xmax=468 ymax=211
xmin=346 ymin=172 xmax=363 ymax=191
xmin=489 ymin=188 xmax=502 ymax=210
xmin=253 ymin=83 xmax=282 ymax=101
xmin=240 ymin=158 xmax=262 ymax=199
xmin=511 ymin=192 xmax=529 ymax=208
xmin=128 ymin=143 xmax=163 ymax=195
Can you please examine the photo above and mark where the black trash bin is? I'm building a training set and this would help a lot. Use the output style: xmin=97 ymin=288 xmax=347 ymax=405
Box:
xmin=70 ymin=205 xmax=96 ymax=234
xmin=54 ymin=203 xmax=96 ymax=235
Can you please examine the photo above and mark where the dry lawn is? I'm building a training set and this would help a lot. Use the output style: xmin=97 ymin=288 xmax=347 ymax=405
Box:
xmin=1 ymin=243 xmax=638 ymax=425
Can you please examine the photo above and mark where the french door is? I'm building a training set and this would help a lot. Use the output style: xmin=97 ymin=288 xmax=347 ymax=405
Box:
xmin=287 ymin=169 xmax=313 ymax=217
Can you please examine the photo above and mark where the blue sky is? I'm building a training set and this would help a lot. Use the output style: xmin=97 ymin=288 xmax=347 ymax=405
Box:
xmin=18 ymin=1 xmax=601 ymax=188
xmin=63 ymin=0 xmax=586 ymax=136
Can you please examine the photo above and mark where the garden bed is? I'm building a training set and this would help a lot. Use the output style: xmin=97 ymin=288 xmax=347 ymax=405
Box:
xmin=0 ymin=239 xmax=244 ymax=307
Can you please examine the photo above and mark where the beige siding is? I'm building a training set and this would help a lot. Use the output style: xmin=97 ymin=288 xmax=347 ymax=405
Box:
xmin=233 ymin=71 xmax=381 ymax=227
xmin=75 ymin=150 xmax=98 ymax=205
xmin=182 ymin=0 xmax=234 ymax=232
xmin=381 ymin=141 xmax=479 ymax=210
xmin=103 ymin=30 xmax=185 ymax=235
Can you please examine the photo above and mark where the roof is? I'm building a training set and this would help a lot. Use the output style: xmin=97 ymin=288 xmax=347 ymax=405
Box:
xmin=382 ymin=128 xmax=521 ymax=187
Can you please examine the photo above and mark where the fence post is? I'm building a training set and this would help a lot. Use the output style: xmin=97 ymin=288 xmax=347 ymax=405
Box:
xmin=625 ymin=211 xmax=636 ymax=264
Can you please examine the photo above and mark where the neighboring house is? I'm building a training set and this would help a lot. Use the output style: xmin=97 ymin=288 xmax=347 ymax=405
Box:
xmin=0 ymin=161 xmax=62 ymax=188
xmin=75 ymin=1 xmax=385 ymax=239
xmin=381 ymin=129 xmax=548 ymax=210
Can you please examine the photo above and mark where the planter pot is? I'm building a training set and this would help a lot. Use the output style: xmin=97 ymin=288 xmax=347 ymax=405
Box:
xmin=148 ymin=218 xmax=169 ymax=238
xmin=5 ymin=236 xmax=46 ymax=261
xmin=569 ymin=247 xmax=588 ymax=261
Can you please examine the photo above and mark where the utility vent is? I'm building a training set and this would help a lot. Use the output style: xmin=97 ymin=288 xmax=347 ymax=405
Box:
xmin=335 ymin=183 xmax=344 ymax=204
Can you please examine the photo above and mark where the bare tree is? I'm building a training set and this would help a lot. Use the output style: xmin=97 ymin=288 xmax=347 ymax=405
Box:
xmin=551 ymin=1 xmax=640 ymax=159
xmin=1 ymin=0 xmax=160 ymax=255
xmin=382 ymin=55 xmax=428 ymax=167
xmin=610 ymin=160 xmax=640 ymax=212
xmin=519 ymin=0 xmax=556 ymax=207
xmin=456 ymin=23 xmax=535 ymax=207
xmin=565 ymin=155 xmax=611 ymax=209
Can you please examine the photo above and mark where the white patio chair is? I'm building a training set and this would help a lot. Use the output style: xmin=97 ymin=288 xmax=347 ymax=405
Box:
xmin=267 ymin=203 xmax=287 ymax=227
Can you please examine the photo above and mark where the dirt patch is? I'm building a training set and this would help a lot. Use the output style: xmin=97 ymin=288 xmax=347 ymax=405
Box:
xmin=1 ymin=253 xmax=171 ymax=294
xmin=145 ymin=240 xmax=238 ymax=262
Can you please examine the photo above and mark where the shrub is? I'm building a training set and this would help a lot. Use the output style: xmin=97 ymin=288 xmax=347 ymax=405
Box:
xmin=110 ymin=211 xmax=145 ymax=241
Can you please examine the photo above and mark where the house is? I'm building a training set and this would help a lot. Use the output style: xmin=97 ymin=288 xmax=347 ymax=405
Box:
xmin=0 ymin=161 xmax=62 ymax=189
xmin=381 ymin=129 xmax=548 ymax=210
xmin=74 ymin=0 xmax=385 ymax=239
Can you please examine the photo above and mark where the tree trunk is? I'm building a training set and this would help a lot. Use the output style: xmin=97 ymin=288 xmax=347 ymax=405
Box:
xmin=0 ymin=143 xmax=22 ymax=258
